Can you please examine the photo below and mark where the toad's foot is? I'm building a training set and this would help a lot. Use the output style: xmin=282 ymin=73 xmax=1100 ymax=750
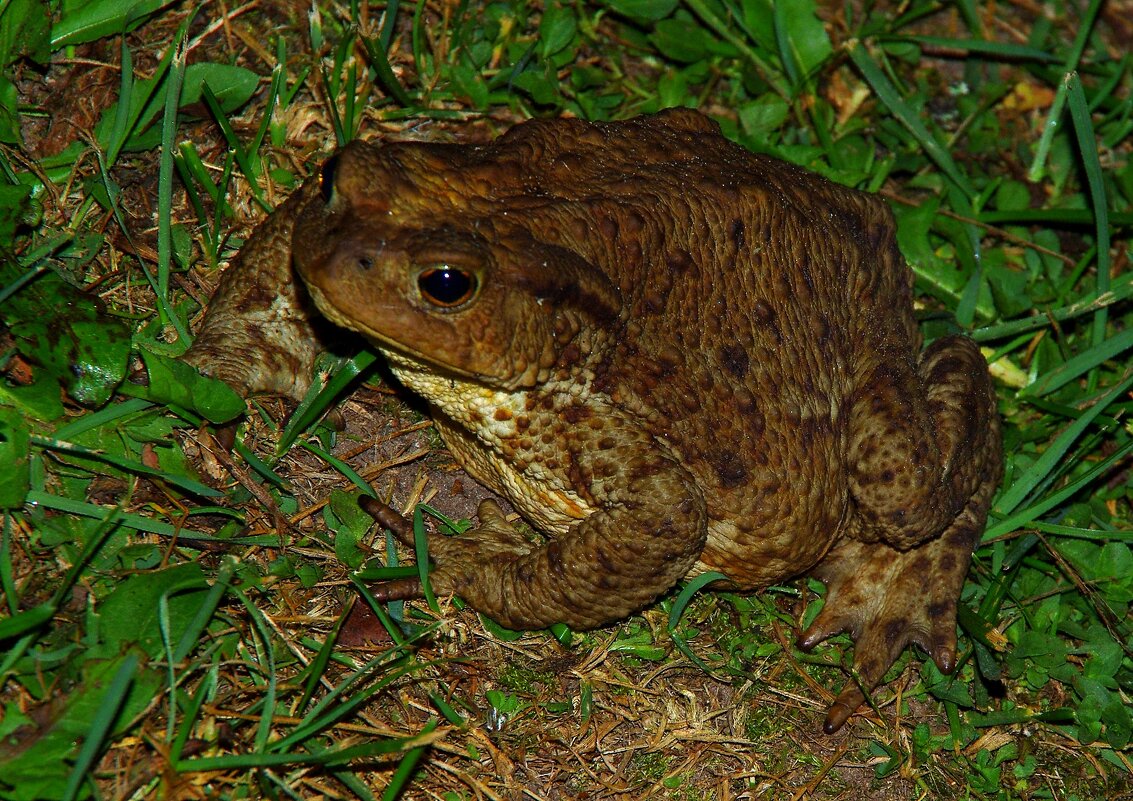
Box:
xmin=361 ymin=498 xmax=536 ymax=604
xmin=798 ymin=487 xmax=990 ymax=733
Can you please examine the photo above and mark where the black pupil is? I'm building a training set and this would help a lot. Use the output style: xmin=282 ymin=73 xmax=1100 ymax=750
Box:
xmin=418 ymin=267 xmax=475 ymax=307
xmin=320 ymin=155 xmax=339 ymax=203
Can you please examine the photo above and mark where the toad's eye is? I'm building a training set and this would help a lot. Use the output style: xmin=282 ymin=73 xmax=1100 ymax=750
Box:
xmin=320 ymin=154 xmax=339 ymax=204
xmin=417 ymin=266 xmax=478 ymax=308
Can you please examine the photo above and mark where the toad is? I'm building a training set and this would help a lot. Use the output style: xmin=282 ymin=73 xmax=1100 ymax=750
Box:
xmin=183 ymin=109 xmax=1001 ymax=731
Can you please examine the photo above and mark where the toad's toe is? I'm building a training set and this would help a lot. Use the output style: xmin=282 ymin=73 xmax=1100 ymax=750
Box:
xmin=799 ymin=504 xmax=983 ymax=730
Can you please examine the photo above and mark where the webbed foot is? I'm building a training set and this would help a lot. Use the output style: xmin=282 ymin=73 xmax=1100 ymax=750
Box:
xmin=361 ymin=498 xmax=536 ymax=604
xmin=798 ymin=490 xmax=990 ymax=732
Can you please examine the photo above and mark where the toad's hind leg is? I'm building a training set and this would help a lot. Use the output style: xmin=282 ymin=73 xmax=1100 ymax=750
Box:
xmin=800 ymin=479 xmax=996 ymax=732
xmin=800 ymin=334 xmax=1001 ymax=732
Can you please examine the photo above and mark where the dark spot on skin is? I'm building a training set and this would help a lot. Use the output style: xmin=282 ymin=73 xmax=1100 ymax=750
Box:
xmin=798 ymin=256 xmax=816 ymax=294
xmin=750 ymin=299 xmax=783 ymax=342
xmin=931 ymin=356 xmax=963 ymax=381
xmin=595 ymin=546 xmax=618 ymax=574
xmin=636 ymin=369 xmax=661 ymax=391
xmin=720 ymin=345 xmax=749 ymax=378
xmin=656 ymin=348 xmax=681 ymax=376
xmin=589 ymin=458 xmax=616 ymax=479
xmin=562 ymin=405 xmax=591 ymax=424
xmin=547 ymin=541 xmax=566 ymax=577
xmin=817 ymin=314 xmax=833 ymax=345
xmin=927 ymin=601 xmax=951 ymax=621
xmin=799 ymin=418 xmax=816 ymax=449
xmin=626 ymin=240 xmax=644 ymax=267
xmin=752 ymin=299 xmax=775 ymax=324
xmin=494 ymin=408 xmax=512 ymax=421
xmin=514 ymin=274 xmax=620 ymax=329
xmin=883 ymin=618 xmax=907 ymax=648
xmin=600 ymin=215 xmax=619 ymax=241
xmin=598 ymin=436 xmax=617 ymax=450
xmin=558 ymin=343 xmax=582 ymax=367
xmin=643 ymin=291 xmax=665 ymax=314
xmin=627 ymin=460 xmax=662 ymax=484
xmin=566 ymin=450 xmax=586 ymax=484
xmin=666 ymin=249 xmax=693 ymax=273
xmin=730 ymin=218 xmax=745 ymax=251
xmin=880 ymin=469 xmax=895 ymax=483
xmin=939 ymin=554 xmax=956 ymax=573
xmin=516 ymin=416 xmax=530 ymax=433
xmin=710 ymin=451 xmax=748 ymax=489
xmin=244 ymin=279 xmax=285 ymax=310
xmin=736 ymin=391 xmax=758 ymax=416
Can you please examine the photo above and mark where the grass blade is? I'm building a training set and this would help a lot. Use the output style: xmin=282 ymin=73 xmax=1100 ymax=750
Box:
xmin=31 ymin=435 xmax=222 ymax=498
xmin=1019 ymin=328 xmax=1133 ymax=397
xmin=381 ymin=719 xmax=437 ymax=800
xmin=61 ymin=653 xmax=139 ymax=801
xmin=667 ymin=571 xmax=728 ymax=675
xmin=156 ymin=22 xmax=191 ymax=339
xmin=849 ymin=41 xmax=975 ymax=199
xmin=1065 ymin=72 xmax=1113 ymax=390
xmin=984 ymin=438 xmax=1133 ymax=540
xmin=996 ymin=369 xmax=1133 ymax=515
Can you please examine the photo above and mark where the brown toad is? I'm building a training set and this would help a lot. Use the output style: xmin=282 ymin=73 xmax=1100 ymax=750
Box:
xmin=184 ymin=108 xmax=1001 ymax=731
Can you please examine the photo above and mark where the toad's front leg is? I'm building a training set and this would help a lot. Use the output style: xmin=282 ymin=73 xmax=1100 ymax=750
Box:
xmin=366 ymin=431 xmax=708 ymax=631
xmin=182 ymin=183 xmax=332 ymax=400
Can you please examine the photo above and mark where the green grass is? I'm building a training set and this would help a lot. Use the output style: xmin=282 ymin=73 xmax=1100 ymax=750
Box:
xmin=1 ymin=0 xmax=1131 ymax=798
